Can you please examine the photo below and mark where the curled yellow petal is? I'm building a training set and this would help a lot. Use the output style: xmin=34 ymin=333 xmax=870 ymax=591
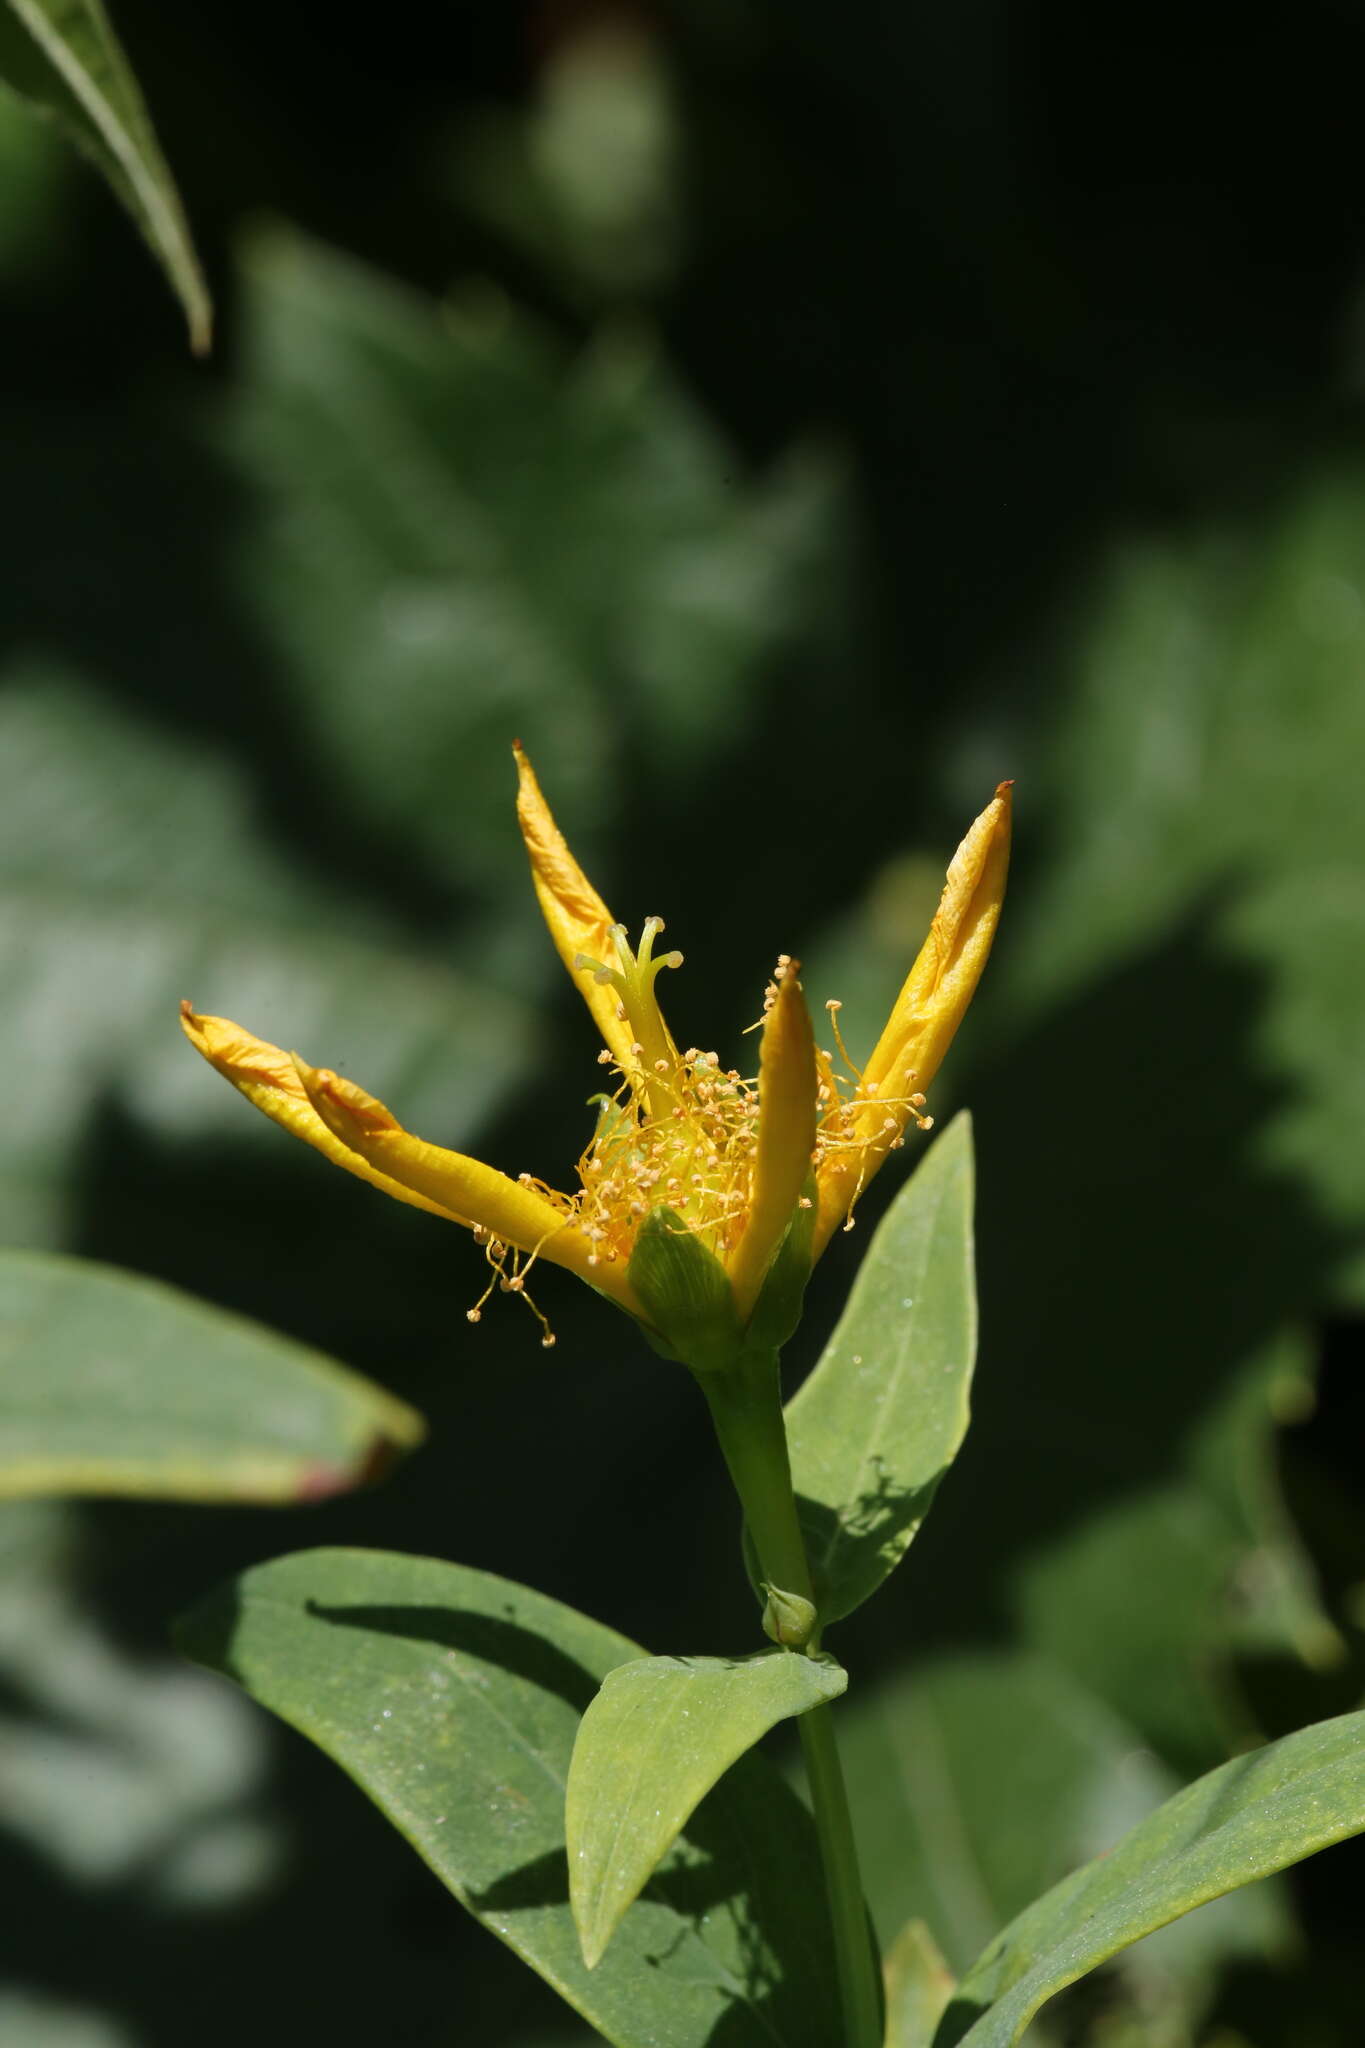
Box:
xmin=863 ymin=781 xmax=1013 ymax=1094
xmin=292 ymin=1058 xmax=640 ymax=1312
xmin=726 ymin=966 xmax=817 ymax=1321
xmin=180 ymin=1004 xmax=468 ymax=1224
xmin=813 ymin=781 xmax=1012 ymax=1255
xmin=514 ymin=742 xmax=634 ymax=1069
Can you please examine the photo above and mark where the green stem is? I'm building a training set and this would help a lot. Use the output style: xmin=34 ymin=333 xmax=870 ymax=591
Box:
xmin=798 ymin=1702 xmax=884 ymax=2048
xmin=701 ymin=1357 xmax=882 ymax=2048
xmin=702 ymin=1359 xmax=813 ymax=1605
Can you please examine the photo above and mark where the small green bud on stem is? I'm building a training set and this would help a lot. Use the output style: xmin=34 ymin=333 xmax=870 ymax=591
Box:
xmin=761 ymin=1582 xmax=818 ymax=1648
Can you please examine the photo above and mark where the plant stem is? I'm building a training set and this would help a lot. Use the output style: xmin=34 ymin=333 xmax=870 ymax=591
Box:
xmin=701 ymin=1356 xmax=882 ymax=2048
xmin=797 ymin=1700 xmax=884 ymax=2048
xmin=702 ymin=1358 xmax=813 ymax=1605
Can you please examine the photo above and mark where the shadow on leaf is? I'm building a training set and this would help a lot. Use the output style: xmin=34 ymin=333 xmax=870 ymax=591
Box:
xmin=304 ymin=1601 xmax=602 ymax=1713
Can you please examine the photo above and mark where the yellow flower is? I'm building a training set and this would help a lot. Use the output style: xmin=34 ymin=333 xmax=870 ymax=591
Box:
xmin=181 ymin=747 xmax=1010 ymax=1357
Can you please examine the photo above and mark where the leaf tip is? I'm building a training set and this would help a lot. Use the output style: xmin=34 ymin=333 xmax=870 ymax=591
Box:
xmin=569 ymin=1882 xmax=616 ymax=1973
xmin=188 ymin=298 xmax=214 ymax=357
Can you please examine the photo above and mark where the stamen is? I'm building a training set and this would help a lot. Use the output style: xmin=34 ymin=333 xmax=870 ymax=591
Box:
xmin=825 ymin=998 xmax=865 ymax=1083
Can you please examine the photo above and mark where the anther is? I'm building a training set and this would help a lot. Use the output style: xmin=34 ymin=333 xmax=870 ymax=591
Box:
xmin=825 ymin=998 xmax=864 ymax=1081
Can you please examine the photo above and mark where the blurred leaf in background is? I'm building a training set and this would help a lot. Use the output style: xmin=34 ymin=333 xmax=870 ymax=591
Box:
xmin=1 ymin=1 xmax=1364 ymax=2043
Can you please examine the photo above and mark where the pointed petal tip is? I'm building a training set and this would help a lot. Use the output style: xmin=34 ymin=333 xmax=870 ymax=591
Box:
xmin=994 ymin=778 xmax=1014 ymax=800
xmin=727 ymin=961 xmax=818 ymax=1321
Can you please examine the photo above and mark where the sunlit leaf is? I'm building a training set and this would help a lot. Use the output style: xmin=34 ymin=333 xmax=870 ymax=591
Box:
xmin=0 ymin=0 xmax=209 ymax=346
xmin=938 ymin=1707 xmax=1365 ymax=2048
xmin=882 ymin=1919 xmax=955 ymax=2048
xmin=178 ymin=1547 xmax=843 ymax=2048
xmin=993 ymin=470 xmax=1365 ymax=1302
xmin=837 ymin=1648 xmax=1286 ymax=2037
xmin=0 ymin=673 xmax=539 ymax=1251
xmin=567 ymin=1646 xmax=845 ymax=1968
xmin=782 ymin=1113 xmax=976 ymax=1625
xmin=0 ymin=1251 xmax=423 ymax=1501
xmin=222 ymin=230 xmax=837 ymax=886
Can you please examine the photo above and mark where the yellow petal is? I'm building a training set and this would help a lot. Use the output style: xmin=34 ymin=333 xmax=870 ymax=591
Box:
xmin=180 ymin=1004 xmax=469 ymax=1225
xmin=813 ymin=781 xmax=1012 ymax=1254
xmin=292 ymin=1057 xmax=640 ymax=1312
xmin=726 ymin=967 xmax=817 ymax=1321
xmin=514 ymin=742 xmax=635 ymax=1069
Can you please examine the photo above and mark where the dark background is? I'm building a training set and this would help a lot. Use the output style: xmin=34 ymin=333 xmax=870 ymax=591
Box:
xmin=1 ymin=2 xmax=1363 ymax=2043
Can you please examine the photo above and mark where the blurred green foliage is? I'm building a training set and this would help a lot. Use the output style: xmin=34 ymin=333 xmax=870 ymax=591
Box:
xmin=1 ymin=3 xmax=1363 ymax=2043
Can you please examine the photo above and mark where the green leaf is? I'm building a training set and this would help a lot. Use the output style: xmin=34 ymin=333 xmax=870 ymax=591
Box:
xmin=224 ymin=228 xmax=837 ymax=880
xmin=0 ymin=0 xmax=210 ymax=348
xmin=177 ymin=1548 xmax=844 ymax=2048
xmin=0 ymin=672 xmax=539 ymax=1253
xmin=783 ymin=1113 xmax=976 ymax=1624
xmin=837 ymin=1647 xmax=1286 ymax=2033
xmin=0 ymin=1500 xmax=275 ymax=1905
xmin=882 ymin=1920 xmax=956 ymax=2048
xmin=1014 ymin=1329 xmax=1340 ymax=1771
xmin=937 ymin=1706 xmax=1365 ymax=2048
xmin=991 ymin=469 xmax=1365 ymax=1303
xmin=0 ymin=1251 xmax=424 ymax=1502
xmin=567 ymin=1646 xmax=846 ymax=1968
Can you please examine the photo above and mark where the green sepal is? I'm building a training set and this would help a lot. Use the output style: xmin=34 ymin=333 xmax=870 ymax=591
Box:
xmin=742 ymin=1172 xmax=818 ymax=1354
xmin=626 ymin=1206 xmax=744 ymax=1372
